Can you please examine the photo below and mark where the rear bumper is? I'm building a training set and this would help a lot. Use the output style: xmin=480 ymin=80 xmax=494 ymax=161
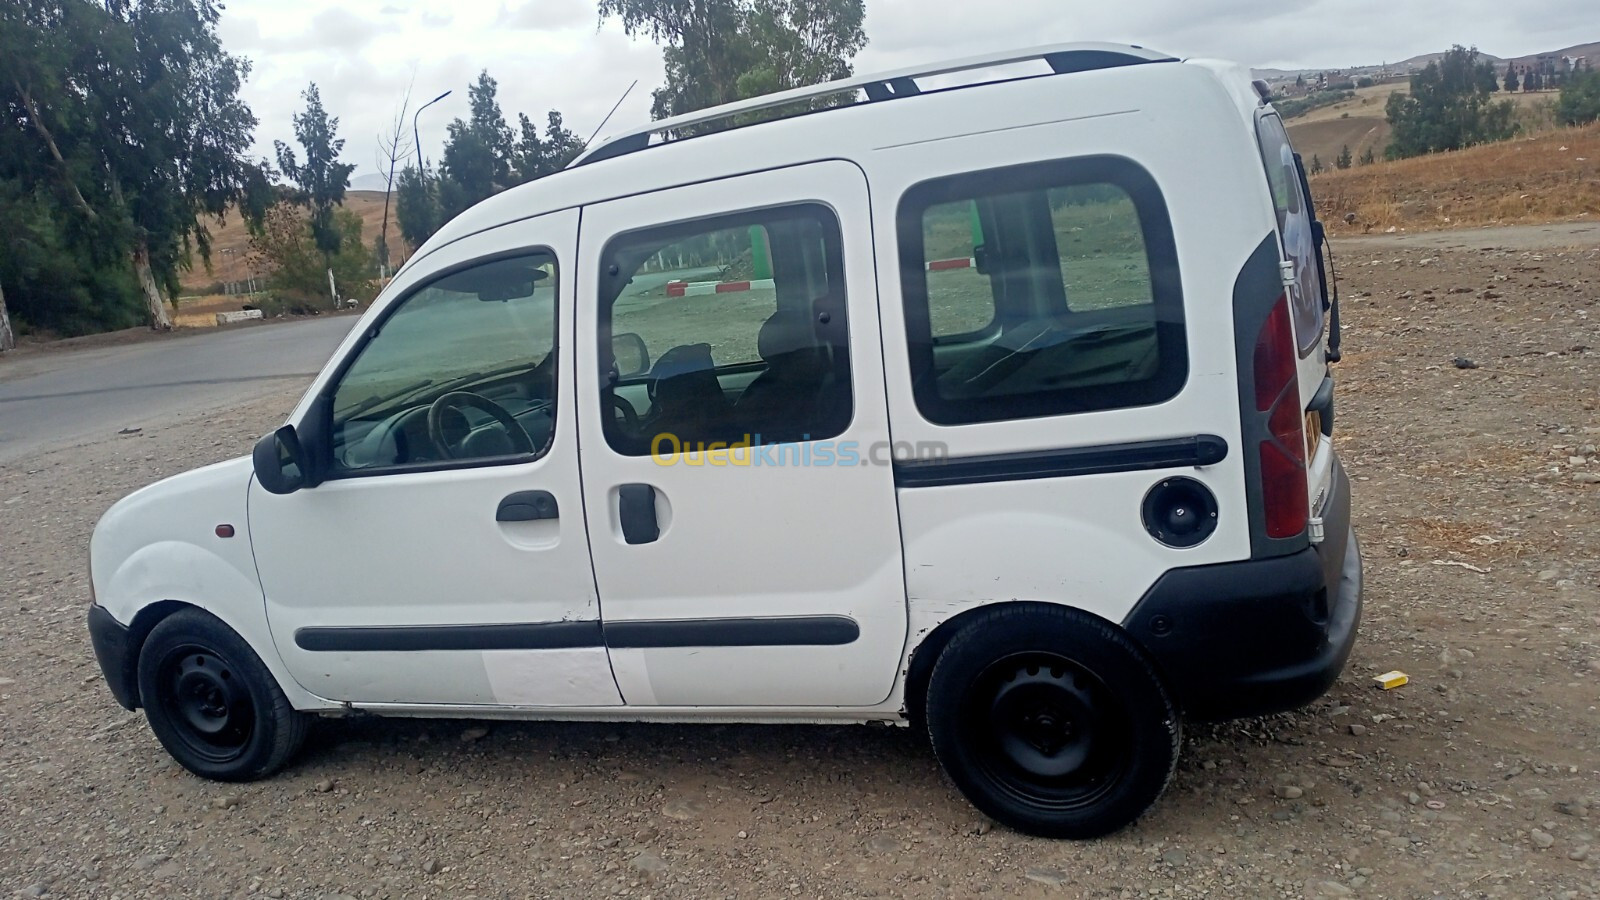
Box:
xmin=1123 ymin=456 xmax=1362 ymax=721
xmin=88 ymin=605 xmax=140 ymax=711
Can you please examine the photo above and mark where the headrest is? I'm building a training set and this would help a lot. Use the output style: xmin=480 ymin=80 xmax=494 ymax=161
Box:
xmin=650 ymin=342 xmax=716 ymax=381
xmin=757 ymin=310 xmax=818 ymax=360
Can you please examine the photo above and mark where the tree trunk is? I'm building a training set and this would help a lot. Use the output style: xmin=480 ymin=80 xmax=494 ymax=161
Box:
xmin=132 ymin=241 xmax=173 ymax=330
xmin=0 ymin=278 xmax=16 ymax=351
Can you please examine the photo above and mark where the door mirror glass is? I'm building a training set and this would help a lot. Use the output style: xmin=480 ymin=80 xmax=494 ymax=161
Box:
xmin=612 ymin=332 xmax=650 ymax=379
xmin=253 ymin=425 xmax=308 ymax=495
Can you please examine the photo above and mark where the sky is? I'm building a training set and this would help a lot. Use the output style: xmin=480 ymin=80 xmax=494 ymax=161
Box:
xmin=217 ymin=0 xmax=1596 ymax=184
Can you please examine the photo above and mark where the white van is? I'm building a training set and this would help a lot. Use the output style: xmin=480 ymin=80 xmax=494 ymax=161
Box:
xmin=87 ymin=43 xmax=1361 ymax=838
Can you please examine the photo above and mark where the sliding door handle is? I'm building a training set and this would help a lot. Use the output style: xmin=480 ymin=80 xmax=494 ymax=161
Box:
xmin=617 ymin=483 xmax=660 ymax=545
xmin=497 ymin=490 xmax=559 ymax=522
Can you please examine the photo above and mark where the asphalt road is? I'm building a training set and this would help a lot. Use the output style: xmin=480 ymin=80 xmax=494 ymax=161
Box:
xmin=0 ymin=317 xmax=357 ymax=466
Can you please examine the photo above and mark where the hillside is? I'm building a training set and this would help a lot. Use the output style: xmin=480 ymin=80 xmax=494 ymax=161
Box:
xmin=1285 ymin=83 xmax=1559 ymax=167
xmin=179 ymin=190 xmax=394 ymax=292
xmin=1308 ymin=122 xmax=1600 ymax=233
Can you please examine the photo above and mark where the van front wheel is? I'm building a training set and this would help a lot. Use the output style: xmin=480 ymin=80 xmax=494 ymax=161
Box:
xmin=137 ymin=608 xmax=308 ymax=781
xmin=924 ymin=605 xmax=1180 ymax=839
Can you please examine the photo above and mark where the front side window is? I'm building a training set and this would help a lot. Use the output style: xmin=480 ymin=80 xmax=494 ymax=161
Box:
xmin=898 ymin=156 xmax=1186 ymax=427
xmin=597 ymin=204 xmax=851 ymax=456
xmin=329 ymin=251 xmax=559 ymax=472
xmin=1255 ymin=114 xmax=1325 ymax=353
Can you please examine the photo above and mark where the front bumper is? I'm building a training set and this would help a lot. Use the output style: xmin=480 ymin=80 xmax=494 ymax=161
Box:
xmin=88 ymin=605 xmax=140 ymax=711
xmin=1123 ymin=457 xmax=1362 ymax=721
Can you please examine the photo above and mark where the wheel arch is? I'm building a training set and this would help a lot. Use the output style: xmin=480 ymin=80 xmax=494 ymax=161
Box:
xmin=904 ymin=600 xmax=1139 ymax=727
xmin=114 ymin=599 xmax=195 ymax=708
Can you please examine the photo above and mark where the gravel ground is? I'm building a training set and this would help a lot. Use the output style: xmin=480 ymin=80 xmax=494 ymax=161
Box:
xmin=1 ymin=226 xmax=1598 ymax=899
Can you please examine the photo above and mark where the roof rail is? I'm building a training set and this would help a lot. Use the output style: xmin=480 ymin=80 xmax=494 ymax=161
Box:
xmin=569 ymin=42 xmax=1176 ymax=168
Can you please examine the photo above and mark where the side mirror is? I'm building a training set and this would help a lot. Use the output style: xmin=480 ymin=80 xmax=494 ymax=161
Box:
xmin=612 ymin=332 xmax=651 ymax=379
xmin=253 ymin=425 xmax=308 ymax=495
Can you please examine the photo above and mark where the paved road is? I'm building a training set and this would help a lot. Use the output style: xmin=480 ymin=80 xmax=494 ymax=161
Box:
xmin=0 ymin=317 xmax=357 ymax=466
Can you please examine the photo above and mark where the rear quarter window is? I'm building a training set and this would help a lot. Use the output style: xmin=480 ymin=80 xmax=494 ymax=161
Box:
xmin=897 ymin=156 xmax=1186 ymax=426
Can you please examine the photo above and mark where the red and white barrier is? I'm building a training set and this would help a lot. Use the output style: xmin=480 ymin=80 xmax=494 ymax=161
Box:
xmin=666 ymin=278 xmax=776 ymax=298
xmin=665 ymin=259 xmax=972 ymax=297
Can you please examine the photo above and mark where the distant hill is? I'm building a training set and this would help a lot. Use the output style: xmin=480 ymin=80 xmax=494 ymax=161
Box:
xmin=1254 ymin=38 xmax=1597 ymax=81
xmin=350 ymin=173 xmax=392 ymax=192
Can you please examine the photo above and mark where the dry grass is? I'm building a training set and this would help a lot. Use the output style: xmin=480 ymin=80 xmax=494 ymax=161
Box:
xmin=1393 ymin=515 xmax=1537 ymax=563
xmin=179 ymin=190 xmax=394 ymax=292
xmin=1310 ymin=123 xmax=1600 ymax=233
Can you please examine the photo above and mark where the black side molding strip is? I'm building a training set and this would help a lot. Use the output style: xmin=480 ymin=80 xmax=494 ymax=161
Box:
xmin=295 ymin=621 xmax=604 ymax=653
xmin=605 ymin=616 xmax=860 ymax=649
xmin=894 ymin=435 xmax=1228 ymax=489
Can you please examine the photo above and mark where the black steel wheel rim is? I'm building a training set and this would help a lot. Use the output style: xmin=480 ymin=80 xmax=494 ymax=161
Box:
xmin=156 ymin=643 xmax=255 ymax=764
xmin=964 ymin=651 xmax=1131 ymax=811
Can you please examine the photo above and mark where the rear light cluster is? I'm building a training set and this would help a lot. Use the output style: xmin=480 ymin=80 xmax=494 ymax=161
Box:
xmin=1253 ymin=296 xmax=1309 ymax=539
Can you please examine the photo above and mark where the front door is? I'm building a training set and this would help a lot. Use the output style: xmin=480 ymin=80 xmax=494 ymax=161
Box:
xmin=254 ymin=209 xmax=621 ymax=708
xmin=575 ymin=162 xmax=907 ymax=708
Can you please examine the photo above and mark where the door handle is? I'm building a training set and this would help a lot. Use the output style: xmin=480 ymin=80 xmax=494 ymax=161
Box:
xmin=497 ymin=490 xmax=559 ymax=522
xmin=617 ymin=483 xmax=660 ymax=545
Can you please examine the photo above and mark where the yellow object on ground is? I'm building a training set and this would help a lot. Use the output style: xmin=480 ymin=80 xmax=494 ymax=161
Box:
xmin=1374 ymin=671 xmax=1409 ymax=690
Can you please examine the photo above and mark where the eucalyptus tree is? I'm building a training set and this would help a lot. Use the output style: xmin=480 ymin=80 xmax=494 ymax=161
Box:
xmin=4 ymin=0 xmax=269 ymax=331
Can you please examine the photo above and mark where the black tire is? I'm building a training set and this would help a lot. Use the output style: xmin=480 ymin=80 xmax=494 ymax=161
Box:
xmin=924 ymin=604 xmax=1180 ymax=839
xmin=137 ymin=608 xmax=308 ymax=781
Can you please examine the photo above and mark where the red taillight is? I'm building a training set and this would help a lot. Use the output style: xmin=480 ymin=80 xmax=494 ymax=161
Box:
xmin=1253 ymin=297 xmax=1308 ymax=539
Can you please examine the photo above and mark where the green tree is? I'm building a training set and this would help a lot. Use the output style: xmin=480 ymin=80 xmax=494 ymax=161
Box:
xmin=275 ymin=83 xmax=355 ymax=272
xmin=599 ymin=0 xmax=867 ymax=121
xmin=3 ymin=0 xmax=270 ymax=331
xmin=1309 ymin=154 xmax=1324 ymax=175
xmin=1556 ymin=68 xmax=1600 ymax=126
xmin=1503 ymin=63 xmax=1519 ymax=93
xmin=511 ymin=111 xmax=584 ymax=184
xmin=394 ymin=163 xmax=441 ymax=251
xmin=1358 ymin=146 xmax=1376 ymax=166
xmin=1335 ymin=144 xmax=1352 ymax=169
xmin=411 ymin=71 xmax=583 ymax=242
xmin=438 ymin=72 xmax=515 ymax=218
xmin=1385 ymin=46 xmax=1516 ymax=159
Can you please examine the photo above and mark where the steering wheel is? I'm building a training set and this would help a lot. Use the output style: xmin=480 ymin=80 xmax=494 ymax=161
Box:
xmin=609 ymin=392 xmax=640 ymax=432
xmin=426 ymin=391 xmax=536 ymax=459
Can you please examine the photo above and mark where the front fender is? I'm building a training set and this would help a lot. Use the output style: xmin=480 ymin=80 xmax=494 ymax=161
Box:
xmin=89 ymin=458 xmax=338 ymax=712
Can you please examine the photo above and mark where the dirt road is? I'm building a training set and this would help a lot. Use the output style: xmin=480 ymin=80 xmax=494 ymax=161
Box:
xmin=1 ymin=225 xmax=1597 ymax=899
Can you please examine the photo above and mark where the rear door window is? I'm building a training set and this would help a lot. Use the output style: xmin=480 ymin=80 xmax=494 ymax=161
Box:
xmin=596 ymin=204 xmax=852 ymax=454
xmin=1255 ymin=114 xmax=1324 ymax=354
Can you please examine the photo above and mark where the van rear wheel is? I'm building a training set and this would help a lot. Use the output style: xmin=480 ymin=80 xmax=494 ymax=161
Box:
xmin=137 ymin=608 xmax=308 ymax=781
xmin=924 ymin=605 xmax=1180 ymax=839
